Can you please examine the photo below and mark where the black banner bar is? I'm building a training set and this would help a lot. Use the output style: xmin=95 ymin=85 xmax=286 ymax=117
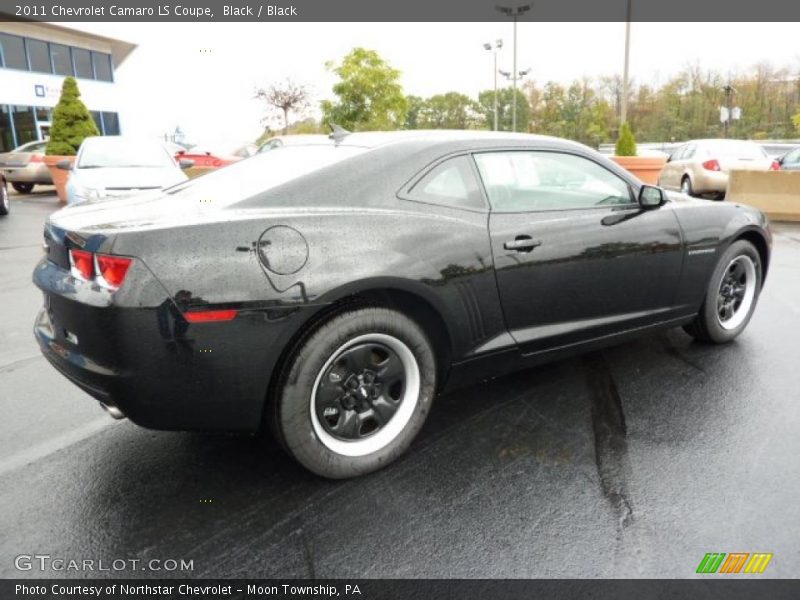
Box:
xmin=3 ymin=579 xmax=800 ymax=600
xmin=1 ymin=0 xmax=799 ymax=22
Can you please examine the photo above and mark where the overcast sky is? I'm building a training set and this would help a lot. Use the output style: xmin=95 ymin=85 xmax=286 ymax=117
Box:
xmin=70 ymin=22 xmax=800 ymax=143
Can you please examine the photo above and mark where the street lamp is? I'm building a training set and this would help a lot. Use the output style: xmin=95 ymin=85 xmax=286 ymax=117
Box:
xmin=496 ymin=3 xmax=531 ymax=132
xmin=620 ymin=0 xmax=632 ymax=126
xmin=722 ymin=83 xmax=736 ymax=138
xmin=498 ymin=68 xmax=531 ymax=131
xmin=483 ymin=39 xmax=503 ymax=131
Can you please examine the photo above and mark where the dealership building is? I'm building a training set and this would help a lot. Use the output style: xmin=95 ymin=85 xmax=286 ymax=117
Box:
xmin=0 ymin=22 xmax=136 ymax=152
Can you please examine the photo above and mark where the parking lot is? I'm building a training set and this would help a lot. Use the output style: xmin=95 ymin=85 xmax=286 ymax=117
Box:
xmin=1 ymin=191 xmax=799 ymax=579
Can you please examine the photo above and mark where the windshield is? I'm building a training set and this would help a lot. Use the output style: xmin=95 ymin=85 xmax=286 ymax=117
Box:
xmin=78 ymin=138 xmax=176 ymax=169
xmin=164 ymin=145 xmax=368 ymax=207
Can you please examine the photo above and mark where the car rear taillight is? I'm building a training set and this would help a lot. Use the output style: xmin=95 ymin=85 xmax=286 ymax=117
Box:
xmin=68 ymin=248 xmax=132 ymax=290
xmin=702 ymin=159 xmax=721 ymax=171
xmin=29 ymin=154 xmax=44 ymax=163
xmin=184 ymin=309 xmax=238 ymax=323
xmin=69 ymin=249 xmax=94 ymax=281
xmin=95 ymin=254 xmax=133 ymax=290
xmin=770 ymin=160 xmax=781 ymax=171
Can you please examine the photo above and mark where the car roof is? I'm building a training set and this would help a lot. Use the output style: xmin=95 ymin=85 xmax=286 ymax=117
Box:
xmin=687 ymin=139 xmax=760 ymax=145
xmin=257 ymin=130 xmax=590 ymax=157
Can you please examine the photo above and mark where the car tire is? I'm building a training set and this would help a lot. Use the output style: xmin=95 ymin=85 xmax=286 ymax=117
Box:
xmin=11 ymin=182 xmax=34 ymax=194
xmin=0 ymin=182 xmax=9 ymax=216
xmin=273 ymin=307 xmax=436 ymax=479
xmin=683 ymin=240 xmax=762 ymax=344
xmin=680 ymin=176 xmax=694 ymax=197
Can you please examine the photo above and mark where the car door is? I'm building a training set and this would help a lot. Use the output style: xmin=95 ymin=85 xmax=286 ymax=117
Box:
xmin=475 ymin=149 xmax=685 ymax=354
xmin=658 ymin=144 xmax=684 ymax=190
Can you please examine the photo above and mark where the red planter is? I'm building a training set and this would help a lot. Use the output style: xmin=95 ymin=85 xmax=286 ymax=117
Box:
xmin=610 ymin=155 xmax=668 ymax=185
xmin=44 ymin=155 xmax=75 ymax=204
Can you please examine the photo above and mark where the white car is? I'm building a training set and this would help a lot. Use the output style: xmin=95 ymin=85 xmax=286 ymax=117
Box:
xmin=65 ymin=137 xmax=191 ymax=205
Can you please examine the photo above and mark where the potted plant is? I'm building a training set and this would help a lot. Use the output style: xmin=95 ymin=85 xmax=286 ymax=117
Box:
xmin=609 ymin=122 xmax=667 ymax=185
xmin=45 ymin=77 xmax=100 ymax=203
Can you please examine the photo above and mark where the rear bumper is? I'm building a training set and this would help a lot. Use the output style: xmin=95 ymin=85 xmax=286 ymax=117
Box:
xmin=34 ymin=307 xmax=123 ymax=416
xmin=692 ymin=170 xmax=728 ymax=194
xmin=33 ymin=255 xmax=320 ymax=432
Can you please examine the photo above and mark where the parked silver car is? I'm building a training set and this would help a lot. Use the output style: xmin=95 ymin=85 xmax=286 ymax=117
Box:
xmin=0 ymin=139 xmax=53 ymax=193
xmin=777 ymin=147 xmax=800 ymax=171
xmin=65 ymin=137 xmax=191 ymax=205
xmin=658 ymin=139 xmax=779 ymax=199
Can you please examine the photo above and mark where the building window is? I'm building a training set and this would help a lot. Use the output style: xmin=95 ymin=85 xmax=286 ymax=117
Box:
xmin=11 ymin=106 xmax=37 ymax=145
xmin=35 ymin=107 xmax=51 ymax=122
xmin=0 ymin=106 xmax=14 ymax=152
xmin=26 ymin=39 xmax=51 ymax=73
xmin=91 ymin=51 xmax=113 ymax=82
xmin=50 ymin=43 xmax=73 ymax=76
xmin=90 ymin=111 xmax=103 ymax=134
xmin=72 ymin=47 xmax=93 ymax=78
xmin=0 ymin=33 xmax=27 ymax=70
xmin=101 ymin=112 xmax=120 ymax=135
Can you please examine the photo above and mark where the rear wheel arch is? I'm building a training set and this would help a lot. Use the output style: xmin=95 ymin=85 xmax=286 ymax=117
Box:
xmin=262 ymin=284 xmax=454 ymax=433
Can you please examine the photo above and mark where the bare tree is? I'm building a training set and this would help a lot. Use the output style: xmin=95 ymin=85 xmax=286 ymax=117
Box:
xmin=255 ymin=78 xmax=310 ymax=135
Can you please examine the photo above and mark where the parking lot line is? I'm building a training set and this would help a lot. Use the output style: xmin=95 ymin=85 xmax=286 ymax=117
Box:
xmin=0 ymin=416 xmax=115 ymax=477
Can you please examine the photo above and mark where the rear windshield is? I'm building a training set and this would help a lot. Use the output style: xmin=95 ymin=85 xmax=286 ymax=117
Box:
xmin=164 ymin=145 xmax=368 ymax=207
xmin=704 ymin=141 xmax=767 ymax=159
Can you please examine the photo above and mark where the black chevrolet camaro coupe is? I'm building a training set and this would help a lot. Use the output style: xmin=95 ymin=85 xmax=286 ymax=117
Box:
xmin=34 ymin=131 xmax=771 ymax=478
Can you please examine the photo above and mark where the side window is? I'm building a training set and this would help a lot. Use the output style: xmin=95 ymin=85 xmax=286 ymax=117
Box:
xmin=784 ymin=149 xmax=800 ymax=165
xmin=474 ymin=151 xmax=633 ymax=212
xmin=669 ymin=145 xmax=686 ymax=162
xmin=683 ymin=144 xmax=697 ymax=160
xmin=407 ymin=155 xmax=485 ymax=210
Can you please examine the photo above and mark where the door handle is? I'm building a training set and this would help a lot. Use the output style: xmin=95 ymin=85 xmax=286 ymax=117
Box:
xmin=503 ymin=235 xmax=542 ymax=252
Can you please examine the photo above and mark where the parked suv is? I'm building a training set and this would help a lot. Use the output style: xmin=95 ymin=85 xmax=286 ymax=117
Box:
xmin=658 ymin=139 xmax=779 ymax=199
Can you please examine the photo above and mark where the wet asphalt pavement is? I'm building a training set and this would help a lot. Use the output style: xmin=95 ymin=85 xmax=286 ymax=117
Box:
xmin=1 ymin=192 xmax=799 ymax=579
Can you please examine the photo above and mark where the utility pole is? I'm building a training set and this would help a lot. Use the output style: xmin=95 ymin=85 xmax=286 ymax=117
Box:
xmin=496 ymin=4 xmax=531 ymax=132
xmin=722 ymin=83 xmax=735 ymax=138
xmin=620 ymin=0 xmax=632 ymax=125
xmin=483 ymin=40 xmax=503 ymax=131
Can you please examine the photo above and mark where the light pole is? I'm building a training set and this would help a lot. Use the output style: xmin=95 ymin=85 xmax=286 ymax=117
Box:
xmin=620 ymin=0 xmax=632 ymax=126
xmin=722 ymin=83 xmax=735 ymax=138
xmin=483 ymin=39 xmax=503 ymax=131
xmin=499 ymin=68 xmax=531 ymax=131
xmin=496 ymin=3 xmax=531 ymax=132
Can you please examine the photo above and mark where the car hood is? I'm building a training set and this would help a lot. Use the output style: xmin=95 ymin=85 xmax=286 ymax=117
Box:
xmin=71 ymin=167 xmax=187 ymax=192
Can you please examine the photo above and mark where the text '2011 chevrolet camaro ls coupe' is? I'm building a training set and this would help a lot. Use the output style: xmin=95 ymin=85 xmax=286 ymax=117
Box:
xmin=33 ymin=131 xmax=771 ymax=478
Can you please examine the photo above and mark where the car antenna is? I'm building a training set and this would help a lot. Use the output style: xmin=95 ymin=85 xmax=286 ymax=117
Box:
xmin=328 ymin=124 xmax=351 ymax=145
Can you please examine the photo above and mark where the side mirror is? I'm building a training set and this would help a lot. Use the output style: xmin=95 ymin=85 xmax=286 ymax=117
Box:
xmin=638 ymin=184 xmax=664 ymax=209
xmin=178 ymin=158 xmax=194 ymax=170
xmin=56 ymin=159 xmax=72 ymax=171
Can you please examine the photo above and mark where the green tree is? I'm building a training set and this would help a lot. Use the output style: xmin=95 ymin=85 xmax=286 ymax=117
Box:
xmin=46 ymin=77 xmax=99 ymax=156
xmin=418 ymin=92 xmax=483 ymax=129
xmin=404 ymin=95 xmax=425 ymax=129
xmin=320 ymin=48 xmax=407 ymax=130
xmin=793 ymin=112 xmax=800 ymax=133
xmin=477 ymin=87 xmax=530 ymax=132
xmin=615 ymin=122 xmax=637 ymax=156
